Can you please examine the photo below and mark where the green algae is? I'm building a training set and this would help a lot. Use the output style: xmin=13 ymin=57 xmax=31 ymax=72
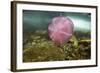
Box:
xmin=23 ymin=30 xmax=91 ymax=62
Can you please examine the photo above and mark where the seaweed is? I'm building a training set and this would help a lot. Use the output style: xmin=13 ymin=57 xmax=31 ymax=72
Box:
xmin=23 ymin=30 xmax=91 ymax=62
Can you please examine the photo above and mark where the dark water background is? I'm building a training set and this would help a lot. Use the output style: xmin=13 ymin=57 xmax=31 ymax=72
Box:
xmin=23 ymin=10 xmax=91 ymax=33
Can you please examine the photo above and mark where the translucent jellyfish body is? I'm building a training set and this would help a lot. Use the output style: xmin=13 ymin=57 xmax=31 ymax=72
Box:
xmin=48 ymin=16 xmax=74 ymax=45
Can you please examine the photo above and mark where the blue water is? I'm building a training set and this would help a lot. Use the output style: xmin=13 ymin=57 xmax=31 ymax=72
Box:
xmin=23 ymin=10 xmax=91 ymax=33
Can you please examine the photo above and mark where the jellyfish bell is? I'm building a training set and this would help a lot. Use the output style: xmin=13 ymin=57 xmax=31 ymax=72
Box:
xmin=48 ymin=16 xmax=74 ymax=45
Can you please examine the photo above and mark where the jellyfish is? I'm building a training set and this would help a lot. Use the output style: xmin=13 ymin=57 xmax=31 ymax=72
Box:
xmin=48 ymin=16 xmax=74 ymax=45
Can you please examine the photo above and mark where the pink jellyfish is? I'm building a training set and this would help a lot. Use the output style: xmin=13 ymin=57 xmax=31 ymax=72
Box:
xmin=48 ymin=16 xmax=74 ymax=45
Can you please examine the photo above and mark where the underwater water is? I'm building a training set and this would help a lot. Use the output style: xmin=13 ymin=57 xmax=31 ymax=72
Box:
xmin=23 ymin=10 xmax=91 ymax=62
